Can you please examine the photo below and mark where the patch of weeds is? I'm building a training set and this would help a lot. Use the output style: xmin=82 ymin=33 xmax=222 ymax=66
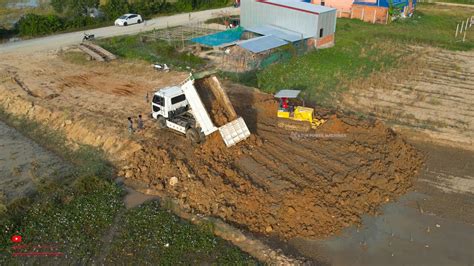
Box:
xmin=106 ymin=201 xmax=257 ymax=265
xmin=427 ymin=98 xmax=442 ymax=105
xmin=0 ymin=175 xmax=124 ymax=264
xmin=219 ymin=70 xmax=258 ymax=87
xmin=97 ymin=35 xmax=205 ymax=70
xmin=61 ymin=51 xmax=91 ymax=65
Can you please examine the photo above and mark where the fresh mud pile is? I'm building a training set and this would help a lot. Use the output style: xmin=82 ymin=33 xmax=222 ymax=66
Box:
xmin=123 ymin=83 xmax=423 ymax=239
xmin=194 ymin=77 xmax=236 ymax=126
xmin=0 ymin=51 xmax=422 ymax=239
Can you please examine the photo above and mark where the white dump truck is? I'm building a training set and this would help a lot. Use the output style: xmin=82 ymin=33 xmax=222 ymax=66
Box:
xmin=151 ymin=74 xmax=250 ymax=147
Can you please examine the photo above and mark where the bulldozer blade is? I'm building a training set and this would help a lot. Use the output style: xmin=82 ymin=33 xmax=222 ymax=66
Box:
xmin=277 ymin=120 xmax=312 ymax=132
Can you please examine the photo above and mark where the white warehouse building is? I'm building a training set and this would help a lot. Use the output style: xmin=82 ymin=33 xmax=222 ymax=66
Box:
xmin=240 ymin=0 xmax=337 ymax=48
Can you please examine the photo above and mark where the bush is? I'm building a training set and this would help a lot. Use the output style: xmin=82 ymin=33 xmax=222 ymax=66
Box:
xmin=102 ymin=0 xmax=130 ymax=21
xmin=18 ymin=13 xmax=64 ymax=36
xmin=0 ymin=26 xmax=18 ymax=40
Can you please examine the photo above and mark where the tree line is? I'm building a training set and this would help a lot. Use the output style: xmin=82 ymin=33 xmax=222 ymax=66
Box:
xmin=3 ymin=0 xmax=229 ymax=38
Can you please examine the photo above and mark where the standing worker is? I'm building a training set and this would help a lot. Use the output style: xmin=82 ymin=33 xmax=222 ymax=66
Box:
xmin=137 ymin=114 xmax=144 ymax=131
xmin=127 ymin=117 xmax=134 ymax=134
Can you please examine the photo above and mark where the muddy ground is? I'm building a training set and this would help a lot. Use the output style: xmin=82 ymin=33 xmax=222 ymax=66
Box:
xmin=289 ymin=142 xmax=474 ymax=265
xmin=0 ymin=120 xmax=70 ymax=203
xmin=0 ymin=49 xmax=423 ymax=240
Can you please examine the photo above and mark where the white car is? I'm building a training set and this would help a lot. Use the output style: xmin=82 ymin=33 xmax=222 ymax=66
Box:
xmin=114 ymin=14 xmax=143 ymax=26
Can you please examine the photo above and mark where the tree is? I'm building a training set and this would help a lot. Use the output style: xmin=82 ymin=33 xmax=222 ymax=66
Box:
xmin=51 ymin=0 xmax=100 ymax=16
xmin=101 ymin=0 xmax=130 ymax=20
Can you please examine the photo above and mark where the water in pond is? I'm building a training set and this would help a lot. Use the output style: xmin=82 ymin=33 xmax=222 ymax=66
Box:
xmin=0 ymin=120 xmax=70 ymax=204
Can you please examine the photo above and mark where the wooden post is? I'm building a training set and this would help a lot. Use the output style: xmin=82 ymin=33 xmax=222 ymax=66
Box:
xmin=373 ymin=9 xmax=377 ymax=24
xmin=465 ymin=18 xmax=469 ymax=31
xmin=456 ymin=23 xmax=459 ymax=38
xmin=460 ymin=21 xmax=464 ymax=33
xmin=350 ymin=9 xmax=353 ymax=19
xmin=361 ymin=8 xmax=365 ymax=21
xmin=385 ymin=9 xmax=389 ymax=24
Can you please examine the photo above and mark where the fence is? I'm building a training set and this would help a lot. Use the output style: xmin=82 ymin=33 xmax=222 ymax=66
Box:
xmin=220 ymin=39 xmax=313 ymax=72
xmin=455 ymin=16 xmax=474 ymax=42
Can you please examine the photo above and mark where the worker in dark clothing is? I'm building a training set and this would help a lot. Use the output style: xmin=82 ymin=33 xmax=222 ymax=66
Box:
xmin=137 ymin=114 xmax=144 ymax=131
xmin=128 ymin=117 xmax=134 ymax=134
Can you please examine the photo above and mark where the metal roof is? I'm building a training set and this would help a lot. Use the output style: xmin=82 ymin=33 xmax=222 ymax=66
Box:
xmin=274 ymin=89 xmax=301 ymax=98
xmin=156 ymin=86 xmax=182 ymax=97
xmin=258 ymin=0 xmax=336 ymax=15
xmin=237 ymin=35 xmax=288 ymax=53
xmin=245 ymin=24 xmax=303 ymax=42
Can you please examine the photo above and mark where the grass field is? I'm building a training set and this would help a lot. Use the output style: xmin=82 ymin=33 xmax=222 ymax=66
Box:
xmin=256 ymin=4 xmax=474 ymax=106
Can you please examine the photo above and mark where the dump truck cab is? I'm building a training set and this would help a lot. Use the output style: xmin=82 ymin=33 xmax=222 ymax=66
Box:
xmin=151 ymin=86 xmax=188 ymax=119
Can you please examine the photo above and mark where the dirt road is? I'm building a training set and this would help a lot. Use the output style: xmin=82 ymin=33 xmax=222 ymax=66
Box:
xmin=0 ymin=7 xmax=238 ymax=54
xmin=0 ymin=50 xmax=422 ymax=239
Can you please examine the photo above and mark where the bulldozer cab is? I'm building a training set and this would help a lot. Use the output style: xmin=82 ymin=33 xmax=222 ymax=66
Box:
xmin=275 ymin=90 xmax=305 ymax=118
xmin=274 ymin=90 xmax=324 ymax=130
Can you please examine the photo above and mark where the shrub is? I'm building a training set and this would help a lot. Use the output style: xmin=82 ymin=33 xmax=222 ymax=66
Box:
xmin=18 ymin=13 xmax=64 ymax=36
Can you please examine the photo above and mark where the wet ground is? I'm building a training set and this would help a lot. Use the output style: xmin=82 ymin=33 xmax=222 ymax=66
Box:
xmin=0 ymin=120 xmax=70 ymax=203
xmin=289 ymin=141 xmax=474 ymax=265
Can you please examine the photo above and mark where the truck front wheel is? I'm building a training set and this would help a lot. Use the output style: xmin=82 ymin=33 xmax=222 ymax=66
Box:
xmin=186 ymin=128 xmax=200 ymax=143
xmin=157 ymin=116 xmax=167 ymax=129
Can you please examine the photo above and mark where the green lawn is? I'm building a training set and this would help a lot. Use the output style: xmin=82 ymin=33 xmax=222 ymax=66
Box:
xmin=256 ymin=4 xmax=474 ymax=106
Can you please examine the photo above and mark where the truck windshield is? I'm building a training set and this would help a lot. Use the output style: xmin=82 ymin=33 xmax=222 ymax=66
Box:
xmin=152 ymin=95 xmax=165 ymax=106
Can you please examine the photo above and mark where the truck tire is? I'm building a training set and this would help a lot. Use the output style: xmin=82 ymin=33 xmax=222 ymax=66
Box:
xmin=157 ymin=116 xmax=167 ymax=129
xmin=186 ymin=128 xmax=200 ymax=143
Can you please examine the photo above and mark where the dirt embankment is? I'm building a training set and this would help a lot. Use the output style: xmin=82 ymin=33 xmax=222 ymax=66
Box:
xmin=124 ymin=83 xmax=423 ymax=239
xmin=0 ymin=51 xmax=423 ymax=240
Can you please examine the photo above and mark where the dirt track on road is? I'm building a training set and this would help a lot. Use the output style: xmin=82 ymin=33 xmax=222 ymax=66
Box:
xmin=0 ymin=50 xmax=423 ymax=239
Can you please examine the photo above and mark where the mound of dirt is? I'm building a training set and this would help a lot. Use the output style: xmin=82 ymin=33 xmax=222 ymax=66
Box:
xmin=122 ymin=83 xmax=423 ymax=239
xmin=194 ymin=77 xmax=236 ymax=126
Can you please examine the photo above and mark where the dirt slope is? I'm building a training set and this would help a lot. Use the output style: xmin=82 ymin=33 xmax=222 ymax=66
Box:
xmin=124 ymin=83 xmax=423 ymax=238
xmin=0 ymin=50 xmax=422 ymax=239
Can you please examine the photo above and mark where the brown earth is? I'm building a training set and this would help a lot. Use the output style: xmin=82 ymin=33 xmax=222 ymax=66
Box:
xmin=341 ymin=47 xmax=474 ymax=151
xmin=123 ymin=82 xmax=423 ymax=239
xmin=0 ymin=49 xmax=422 ymax=239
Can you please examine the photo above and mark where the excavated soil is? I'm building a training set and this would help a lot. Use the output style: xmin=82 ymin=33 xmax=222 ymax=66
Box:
xmin=0 ymin=51 xmax=422 ymax=239
xmin=124 ymin=83 xmax=423 ymax=239
xmin=194 ymin=78 xmax=235 ymax=126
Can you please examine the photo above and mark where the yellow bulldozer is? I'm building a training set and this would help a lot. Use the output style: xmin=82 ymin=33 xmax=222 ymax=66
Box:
xmin=274 ymin=90 xmax=325 ymax=132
